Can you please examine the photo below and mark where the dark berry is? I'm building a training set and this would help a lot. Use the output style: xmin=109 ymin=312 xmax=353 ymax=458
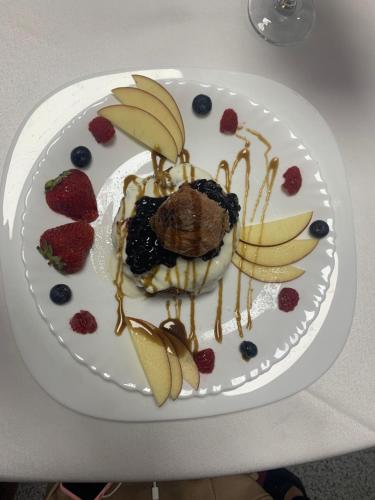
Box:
xmin=278 ymin=288 xmax=299 ymax=312
xmin=192 ymin=94 xmax=212 ymax=116
xmin=70 ymin=146 xmax=92 ymax=168
xmin=240 ymin=341 xmax=258 ymax=361
xmin=194 ymin=348 xmax=215 ymax=373
xmin=49 ymin=284 xmax=72 ymax=304
xmin=309 ymin=220 xmax=329 ymax=239
xmin=282 ymin=166 xmax=302 ymax=195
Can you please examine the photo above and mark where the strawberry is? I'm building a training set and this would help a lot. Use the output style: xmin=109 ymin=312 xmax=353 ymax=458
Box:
xmin=37 ymin=221 xmax=94 ymax=274
xmin=45 ymin=169 xmax=98 ymax=222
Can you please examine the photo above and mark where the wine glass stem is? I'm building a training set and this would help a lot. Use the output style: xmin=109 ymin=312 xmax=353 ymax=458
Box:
xmin=275 ymin=0 xmax=297 ymax=14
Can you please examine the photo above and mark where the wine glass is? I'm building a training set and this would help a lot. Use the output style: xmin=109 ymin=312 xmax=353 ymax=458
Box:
xmin=248 ymin=0 xmax=316 ymax=46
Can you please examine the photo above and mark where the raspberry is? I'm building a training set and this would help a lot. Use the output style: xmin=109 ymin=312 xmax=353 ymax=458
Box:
xmin=70 ymin=310 xmax=97 ymax=334
xmin=278 ymin=288 xmax=299 ymax=312
xmin=282 ymin=166 xmax=302 ymax=195
xmin=89 ymin=116 xmax=115 ymax=143
xmin=194 ymin=348 xmax=215 ymax=374
xmin=220 ymin=109 xmax=238 ymax=134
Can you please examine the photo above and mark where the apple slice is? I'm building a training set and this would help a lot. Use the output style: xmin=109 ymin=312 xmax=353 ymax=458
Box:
xmin=99 ymin=105 xmax=178 ymax=163
xmin=232 ymin=253 xmax=304 ymax=283
xmin=160 ymin=334 xmax=183 ymax=400
xmin=236 ymin=238 xmax=318 ymax=267
xmin=133 ymin=74 xmax=185 ymax=142
xmin=126 ymin=317 xmax=171 ymax=407
xmin=240 ymin=211 xmax=313 ymax=247
xmin=112 ymin=87 xmax=184 ymax=153
xmin=164 ymin=332 xmax=200 ymax=391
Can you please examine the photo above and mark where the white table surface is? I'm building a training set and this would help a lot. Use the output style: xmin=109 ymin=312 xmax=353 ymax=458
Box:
xmin=0 ymin=0 xmax=374 ymax=481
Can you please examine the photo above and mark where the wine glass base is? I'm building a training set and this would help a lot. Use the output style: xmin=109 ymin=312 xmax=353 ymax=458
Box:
xmin=248 ymin=0 xmax=315 ymax=46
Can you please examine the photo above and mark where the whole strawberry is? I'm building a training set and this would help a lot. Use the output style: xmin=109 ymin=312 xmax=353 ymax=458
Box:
xmin=45 ymin=169 xmax=98 ymax=222
xmin=38 ymin=221 xmax=94 ymax=274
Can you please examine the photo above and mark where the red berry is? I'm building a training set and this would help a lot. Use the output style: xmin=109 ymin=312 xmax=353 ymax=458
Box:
xmin=194 ymin=348 xmax=215 ymax=374
xmin=220 ymin=109 xmax=238 ymax=134
xmin=70 ymin=310 xmax=97 ymax=334
xmin=45 ymin=169 xmax=98 ymax=222
xmin=278 ymin=288 xmax=299 ymax=312
xmin=89 ymin=116 xmax=115 ymax=143
xmin=282 ymin=166 xmax=302 ymax=195
xmin=38 ymin=221 xmax=94 ymax=274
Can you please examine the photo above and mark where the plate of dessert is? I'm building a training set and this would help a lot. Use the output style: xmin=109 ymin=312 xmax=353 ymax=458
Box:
xmin=21 ymin=75 xmax=335 ymax=406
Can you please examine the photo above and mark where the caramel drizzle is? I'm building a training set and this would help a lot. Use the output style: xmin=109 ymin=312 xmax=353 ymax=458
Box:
xmin=151 ymin=151 xmax=168 ymax=196
xmin=214 ymin=278 xmax=224 ymax=343
xmin=232 ymin=147 xmax=251 ymax=338
xmin=188 ymin=294 xmax=198 ymax=352
xmin=165 ymin=297 xmax=182 ymax=320
xmin=142 ymin=265 xmax=160 ymax=294
xmin=166 ymin=300 xmax=172 ymax=319
xmin=215 ymin=160 xmax=230 ymax=192
xmin=244 ymin=157 xmax=279 ymax=328
xmin=114 ymin=174 xmax=147 ymax=335
xmin=180 ymin=148 xmax=190 ymax=163
xmin=198 ymin=259 xmax=213 ymax=294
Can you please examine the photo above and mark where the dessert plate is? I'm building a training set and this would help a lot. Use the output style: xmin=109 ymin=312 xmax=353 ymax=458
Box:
xmin=0 ymin=68 xmax=355 ymax=421
xmin=21 ymin=79 xmax=334 ymax=398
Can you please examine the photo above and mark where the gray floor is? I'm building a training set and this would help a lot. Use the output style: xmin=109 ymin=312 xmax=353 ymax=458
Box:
xmin=12 ymin=447 xmax=375 ymax=499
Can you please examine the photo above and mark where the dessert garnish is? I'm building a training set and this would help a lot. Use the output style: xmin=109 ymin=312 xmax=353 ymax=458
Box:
xmin=45 ymin=169 xmax=98 ymax=223
xmin=309 ymin=220 xmax=329 ymax=238
xmin=240 ymin=211 xmax=313 ymax=246
xmin=220 ymin=108 xmax=238 ymax=134
xmin=38 ymin=221 xmax=94 ymax=274
xmin=70 ymin=146 xmax=92 ymax=168
xmin=88 ymin=116 xmax=115 ymax=143
xmin=70 ymin=310 xmax=97 ymax=334
xmin=239 ymin=340 xmax=258 ymax=361
xmin=49 ymin=284 xmax=72 ymax=305
xmin=282 ymin=165 xmax=302 ymax=195
xmin=192 ymin=94 xmax=212 ymax=116
xmin=278 ymin=287 xmax=300 ymax=312
xmin=236 ymin=238 xmax=318 ymax=267
xmin=150 ymin=183 xmax=229 ymax=257
xmin=112 ymin=86 xmax=183 ymax=153
xmin=193 ymin=348 xmax=215 ymax=374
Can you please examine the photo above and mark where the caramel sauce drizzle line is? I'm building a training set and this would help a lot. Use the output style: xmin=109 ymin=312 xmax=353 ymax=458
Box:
xmin=197 ymin=259 xmax=213 ymax=295
xmin=175 ymin=297 xmax=182 ymax=320
xmin=214 ymin=278 xmax=224 ymax=343
xmin=114 ymin=174 xmax=145 ymax=336
xmin=166 ymin=300 xmax=171 ymax=319
xmin=244 ymin=157 xmax=279 ymax=329
xmin=180 ymin=148 xmax=190 ymax=163
xmin=151 ymin=151 xmax=167 ymax=196
xmin=215 ymin=160 xmax=230 ymax=192
xmin=232 ymin=146 xmax=251 ymax=338
xmin=188 ymin=294 xmax=198 ymax=353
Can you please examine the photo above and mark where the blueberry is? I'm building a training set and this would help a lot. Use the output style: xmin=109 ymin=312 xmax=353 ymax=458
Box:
xmin=70 ymin=146 xmax=92 ymax=168
xmin=240 ymin=341 xmax=258 ymax=361
xmin=49 ymin=284 xmax=72 ymax=305
xmin=192 ymin=94 xmax=212 ymax=116
xmin=309 ymin=220 xmax=329 ymax=239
